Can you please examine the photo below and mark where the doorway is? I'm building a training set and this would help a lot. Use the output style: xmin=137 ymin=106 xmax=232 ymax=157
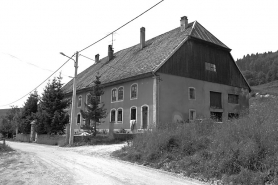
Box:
xmin=142 ymin=106 xmax=148 ymax=129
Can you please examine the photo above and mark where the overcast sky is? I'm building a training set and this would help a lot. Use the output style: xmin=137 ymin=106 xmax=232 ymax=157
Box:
xmin=0 ymin=0 xmax=277 ymax=109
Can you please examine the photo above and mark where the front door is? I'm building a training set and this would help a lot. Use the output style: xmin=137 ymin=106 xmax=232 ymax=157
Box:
xmin=142 ymin=106 xmax=148 ymax=129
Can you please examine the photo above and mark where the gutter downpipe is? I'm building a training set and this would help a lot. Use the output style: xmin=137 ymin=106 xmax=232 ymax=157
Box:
xmin=152 ymin=71 xmax=159 ymax=130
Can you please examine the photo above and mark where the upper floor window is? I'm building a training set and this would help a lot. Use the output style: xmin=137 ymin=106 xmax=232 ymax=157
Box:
xmin=118 ymin=87 xmax=124 ymax=101
xmin=205 ymin=62 xmax=216 ymax=72
xmin=77 ymin=95 xmax=82 ymax=108
xmin=131 ymin=84 xmax=138 ymax=99
xmin=210 ymin=91 xmax=222 ymax=109
xmin=111 ymin=88 xmax=117 ymax=102
xmin=117 ymin=108 xmax=123 ymax=122
xmin=189 ymin=87 xmax=195 ymax=100
xmin=86 ymin=93 xmax=92 ymax=105
xmin=110 ymin=109 xmax=116 ymax=122
xmin=228 ymin=94 xmax=239 ymax=104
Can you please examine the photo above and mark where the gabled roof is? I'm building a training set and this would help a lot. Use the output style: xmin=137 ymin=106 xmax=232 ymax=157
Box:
xmin=62 ymin=21 xmax=231 ymax=94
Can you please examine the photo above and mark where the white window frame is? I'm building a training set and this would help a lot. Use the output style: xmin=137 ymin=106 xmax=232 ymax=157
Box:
xmin=140 ymin=104 xmax=149 ymax=129
xmin=130 ymin=83 xmax=138 ymax=100
xmin=77 ymin=95 xmax=82 ymax=108
xmin=188 ymin=87 xmax=196 ymax=100
xmin=77 ymin=113 xmax=81 ymax=125
xmin=116 ymin=108 xmax=123 ymax=123
xmin=111 ymin=88 xmax=117 ymax=103
xmin=130 ymin=106 xmax=137 ymax=122
xmin=110 ymin=109 xmax=116 ymax=123
xmin=118 ymin=86 xmax=124 ymax=101
xmin=189 ymin=109 xmax=196 ymax=121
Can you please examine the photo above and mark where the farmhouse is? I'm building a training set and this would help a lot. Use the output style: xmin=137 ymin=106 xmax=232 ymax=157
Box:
xmin=62 ymin=16 xmax=250 ymax=133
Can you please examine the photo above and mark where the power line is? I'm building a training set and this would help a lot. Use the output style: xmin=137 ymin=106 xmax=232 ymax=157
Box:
xmin=1 ymin=0 xmax=164 ymax=107
xmin=78 ymin=0 xmax=164 ymax=53
xmin=0 ymin=53 xmax=76 ymax=108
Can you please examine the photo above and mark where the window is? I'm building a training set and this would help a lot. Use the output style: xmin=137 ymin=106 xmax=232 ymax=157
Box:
xmin=86 ymin=93 xmax=92 ymax=105
xmin=210 ymin=112 xmax=222 ymax=122
xmin=210 ymin=91 xmax=222 ymax=109
xmin=131 ymin=107 xmax=136 ymax=120
xmin=111 ymin=88 xmax=117 ymax=102
xmin=110 ymin=109 xmax=116 ymax=122
xmin=205 ymin=62 xmax=216 ymax=72
xmin=117 ymin=108 xmax=123 ymax=122
xmin=189 ymin=87 xmax=195 ymax=100
xmin=77 ymin=113 xmax=81 ymax=124
xmin=228 ymin=94 xmax=239 ymax=104
xmin=118 ymin=87 xmax=124 ymax=101
xmin=77 ymin=95 xmax=82 ymax=107
xmin=189 ymin=109 xmax=196 ymax=121
xmin=228 ymin=113 xmax=239 ymax=120
xmin=131 ymin=84 xmax=138 ymax=99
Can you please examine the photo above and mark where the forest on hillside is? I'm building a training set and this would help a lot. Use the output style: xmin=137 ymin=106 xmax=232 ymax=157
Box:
xmin=236 ymin=50 xmax=278 ymax=86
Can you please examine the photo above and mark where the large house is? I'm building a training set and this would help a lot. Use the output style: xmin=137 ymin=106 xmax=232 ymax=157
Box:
xmin=62 ymin=16 xmax=250 ymax=133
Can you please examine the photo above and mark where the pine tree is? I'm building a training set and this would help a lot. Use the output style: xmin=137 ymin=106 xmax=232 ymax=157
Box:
xmin=19 ymin=91 xmax=38 ymax=134
xmin=80 ymin=75 xmax=107 ymax=136
xmin=36 ymin=75 xmax=70 ymax=135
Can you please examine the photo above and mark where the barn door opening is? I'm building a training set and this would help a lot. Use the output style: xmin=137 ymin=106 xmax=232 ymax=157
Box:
xmin=142 ymin=106 xmax=148 ymax=129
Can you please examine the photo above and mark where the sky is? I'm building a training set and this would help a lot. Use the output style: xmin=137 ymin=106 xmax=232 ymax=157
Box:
xmin=0 ymin=0 xmax=277 ymax=109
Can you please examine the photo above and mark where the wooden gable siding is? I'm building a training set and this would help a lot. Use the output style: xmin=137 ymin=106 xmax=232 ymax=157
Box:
xmin=157 ymin=39 xmax=249 ymax=89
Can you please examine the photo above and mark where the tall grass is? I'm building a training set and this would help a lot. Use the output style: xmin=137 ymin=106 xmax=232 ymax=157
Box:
xmin=114 ymin=97 xmax=278 ymax=184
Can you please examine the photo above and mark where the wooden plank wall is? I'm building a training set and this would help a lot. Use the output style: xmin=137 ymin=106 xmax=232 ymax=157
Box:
xmin=157 ymin=39 xmax=249 ymax=89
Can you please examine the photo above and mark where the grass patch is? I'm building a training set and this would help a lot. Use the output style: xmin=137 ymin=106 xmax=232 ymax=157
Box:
xmin=0 ymin=143 xmax=14 ymax=153
xmin=113 ymin=97 xmax=278 ymax=184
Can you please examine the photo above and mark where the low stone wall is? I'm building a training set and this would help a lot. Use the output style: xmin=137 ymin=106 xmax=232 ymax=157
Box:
xmin=37 ymin=135 xmax=66 ymax=146
xmin=16 ymin=134 xmax=30 ymax=142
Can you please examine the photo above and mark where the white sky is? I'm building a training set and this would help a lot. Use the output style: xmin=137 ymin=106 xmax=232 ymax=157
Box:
xmin=0 ymin=0 xmax=277 ymax=109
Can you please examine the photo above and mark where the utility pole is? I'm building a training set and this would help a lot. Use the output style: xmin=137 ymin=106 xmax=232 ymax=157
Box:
xmin=69 ymin=51 xmax=79 ymax=145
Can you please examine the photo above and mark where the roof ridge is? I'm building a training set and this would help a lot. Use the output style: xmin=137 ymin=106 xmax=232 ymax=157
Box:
xmin=194 ymin=21 xmax=229 ymax=49
xmin=189 ymin=20 xmax=197 ymax=36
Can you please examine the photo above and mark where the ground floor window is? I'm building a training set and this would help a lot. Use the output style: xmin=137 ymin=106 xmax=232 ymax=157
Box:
xmin=210 ymin=112 xmax=222 ymax=122
xmin=228 ymin=113 xmax=239 ymax=120
xmin=131 ymin=107 xmax=136 ymax=120
xmin=77 ymin=113 xmax=81 ymax=124
xmin=189 ymin=109 xmax=196 ymax=121
xmin=117 ymin=108 xmax=123 ymax=122
xmin=110 ymin=109 xmax=116 ymax=122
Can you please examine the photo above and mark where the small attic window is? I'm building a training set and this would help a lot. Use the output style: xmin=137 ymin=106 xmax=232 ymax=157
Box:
xmin=205 ymin=62 xmax=216 ymax=72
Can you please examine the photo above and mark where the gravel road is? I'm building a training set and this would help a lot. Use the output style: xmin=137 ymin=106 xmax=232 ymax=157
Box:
xmin=2 ymin=141 xmax=206 ymax=185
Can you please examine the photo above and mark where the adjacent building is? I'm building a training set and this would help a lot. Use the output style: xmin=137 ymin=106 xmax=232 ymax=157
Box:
xmin=62 ymin=16 xmax=250 ymax=133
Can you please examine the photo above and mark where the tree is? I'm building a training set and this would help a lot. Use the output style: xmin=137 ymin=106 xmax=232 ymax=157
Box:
xmin=19 ymin=91 xmax=38 ymax=134
xmin=36 ymin=76 xmax=70 ymax=135
xmin=0 ymin=106 xmax=20 ymax=138
xmin=80 ymin=75 xmax=107 ymax=136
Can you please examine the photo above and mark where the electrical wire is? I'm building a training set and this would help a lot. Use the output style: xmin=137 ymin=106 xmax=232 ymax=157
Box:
xmin=78 ymin=0 xmax=164 ymax=53
xmin=0 ymin=53 xmax=76 ymax=107
xmin=1 ymin=0 xmax=165 ymax=107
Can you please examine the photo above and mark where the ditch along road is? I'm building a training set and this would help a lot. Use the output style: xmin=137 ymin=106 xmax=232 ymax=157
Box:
xmin=1 ymin=141 xmax=206 ymax=185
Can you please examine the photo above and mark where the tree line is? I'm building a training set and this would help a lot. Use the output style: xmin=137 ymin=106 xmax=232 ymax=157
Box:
xmin=236 ymin=50 xmax=278 ymax=86
xmin=0 ymin=74 xmax=106 ymax=138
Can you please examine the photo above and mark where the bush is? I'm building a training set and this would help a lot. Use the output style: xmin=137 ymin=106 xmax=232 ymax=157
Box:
xmin=113 ymin=97 xmax=278 ymax=184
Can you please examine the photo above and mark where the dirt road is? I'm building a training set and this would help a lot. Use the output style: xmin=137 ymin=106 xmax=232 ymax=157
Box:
xmin=1 ymin=141 xmax=206 ymax=185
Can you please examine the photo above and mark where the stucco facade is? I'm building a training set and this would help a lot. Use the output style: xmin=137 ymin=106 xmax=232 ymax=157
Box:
xmin=70 ymin=76 xmax=155 ymax=133
xmin=158 ymin=73 xmax=249 ymax=124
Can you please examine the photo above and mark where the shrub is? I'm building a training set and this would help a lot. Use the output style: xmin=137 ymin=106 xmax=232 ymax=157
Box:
xmin=113 ymin=97 xmax=278 ymax=184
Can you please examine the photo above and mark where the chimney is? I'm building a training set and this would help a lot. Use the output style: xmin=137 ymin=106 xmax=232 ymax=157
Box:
xmin=180 ymin=16 xmax=188 ymax=32
xmin=140 ymin=27 xmax=145 ymax=49
xmin=95 ymin=54 xmax=99 ymax=63
xmin=108 ymin=45 xmax=114 ymax=61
